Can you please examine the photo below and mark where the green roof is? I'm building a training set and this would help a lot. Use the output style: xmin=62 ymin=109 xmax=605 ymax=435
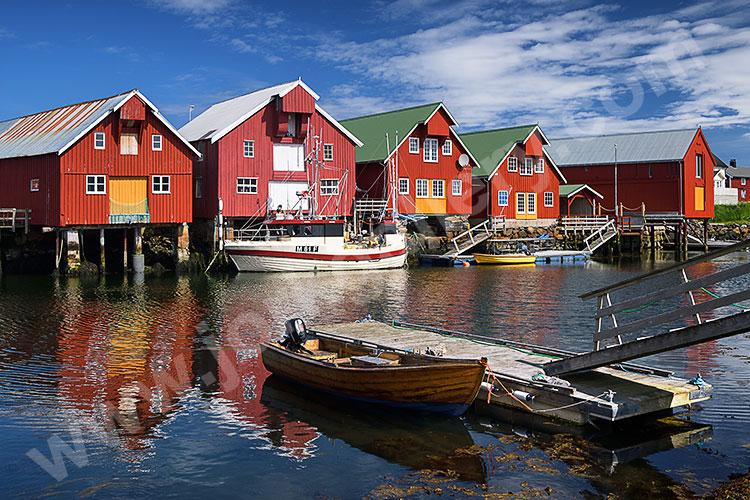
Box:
xmin=459 ymin=125 xmax=537 ymax=177
xmin=559 ymin=184 xmax=603 ymax=198
xmin=339 ymin=103 xmax=442 ymax=163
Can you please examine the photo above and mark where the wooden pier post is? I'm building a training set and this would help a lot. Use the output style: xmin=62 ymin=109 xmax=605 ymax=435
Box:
xmin=132 ymin=226 xmax=144 ymax=273
xmin=123 ymin=229 xmax=128 ymax=272
xmin=66 ymin=230 xmax=81 ymax=273
xmin=99 ymin=228 xmax=106 ymax=274
xmin=176 ymin=223 xmax=190 ymax=265
xmin=703 ymin=219 xmax=709 ymax=252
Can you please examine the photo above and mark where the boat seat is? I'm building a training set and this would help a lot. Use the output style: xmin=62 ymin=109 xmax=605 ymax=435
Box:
xmin=350 ymin=355 xmax=399 ymax=367
xmin=308 ymin=350 xmax=337 ymax=362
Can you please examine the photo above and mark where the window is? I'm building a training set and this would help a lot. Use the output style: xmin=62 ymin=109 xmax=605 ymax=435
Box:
xmin=243 ymin=140 xmax=254 ymax=158
xmin=516 ymin=192 xmax=525 ymax=214
xmin=321 ymin=179 xmax=339 ymax=195
xmin=196 ymin=141 xmax=205 ymax=162
xmin=442 ymin=139 xmax=452 ymax=156
xmin=86 ymin=175 xmax=106 ymax=194
xmin=121 ymin=133 xmax=138 ymax=155
xmin=323 ymin=144 xmax=333 ymax=161
xmin=416 ymin=179 xmax=429 ymax=198
xmin=649 ymin=164 xmax=653 ymax=178
xmin=30 ymin=178 xmax=40 ymax=192
xmin=498 ymin=190 xmax=509 ymax=206
xmin=535 ymin=158 xmax=544 ymax=174
xmin=195 ymin=177 xmax=203 ymax=199
xmin=527 ymin=193 xmax=536 ymax=214
xmin=152 ymin=134 xmax=162 ymax=151
xmin=152 ymin=175 xmax=170 ymax=194
xmin=424 ymin=138 xmax=438 ymax=163
xmin=452 ymin=179 xmax=462 ymax=196
xmin=287 ymin=113 xmax=297 ymax=137
xmin=544 ymin=191 xmax=553 ymax=207
xmin=409 ymin=137 xmax=419 ymax=154
xmin=696 ymin=154 xmax=703 ymax=178
xmin=94 ymin=132 xmax=105 ymax=150
xmin=508 ymin=157 xmax=517 ymax=172
xmin=742 ymin=178 xmax=747 ymax=185
xmin=520 ymin=158 xmax=533 ymax=176
xmin=432 ymin=179 xmax=444 ymax=198
xmin=742 ymin=189 xmax=746 ymax=199
xmin=398 ymin=178 xmax=409 ymax=195
xmin=237 ymin=177 xmax=258 ymax=194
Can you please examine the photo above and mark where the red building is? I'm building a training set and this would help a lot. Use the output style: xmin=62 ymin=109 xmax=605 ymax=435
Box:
xmin=547 ymin=128 xmax=716 ymax=219
xmin=339 ymin=103 xmax=478 ymax=220
xmin=727 ymin=166 xmax=750 ymax=202
xmin=179 ymin=80 xmax=362 ymax=225
xmin=461 ymin=125 xmax=565 ymax=224
xmin=0 ymin=90 xmax=199 ymax=272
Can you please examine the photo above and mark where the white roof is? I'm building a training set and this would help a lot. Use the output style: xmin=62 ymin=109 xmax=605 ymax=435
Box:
xmin=179 ymin=80 xmax=362 ymax=147
xmin=0 ymin=90 xmax=200 ymax=160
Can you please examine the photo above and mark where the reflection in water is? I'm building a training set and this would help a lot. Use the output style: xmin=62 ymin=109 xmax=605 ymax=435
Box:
xmin=0 ymin=259 xmax=747 ymax=498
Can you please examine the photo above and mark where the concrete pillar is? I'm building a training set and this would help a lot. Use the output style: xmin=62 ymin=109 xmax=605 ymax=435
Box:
xmin=132 ymin=226 xmax=144 ymax=274
xmin=177 ymin=223 xmax=190 ymax=264
xmin=99 ymin=228 xmax=106 ymax=274
xmin=66 ymin=230 xmax=81 ymax=272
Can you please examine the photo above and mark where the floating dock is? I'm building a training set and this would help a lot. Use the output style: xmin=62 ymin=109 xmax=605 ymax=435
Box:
xmin=311 ymin=321 xmax=711 ymax=425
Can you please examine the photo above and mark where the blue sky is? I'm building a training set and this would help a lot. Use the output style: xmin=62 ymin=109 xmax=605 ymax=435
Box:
xmin=1 ymin=0 xmax=749 ymax=163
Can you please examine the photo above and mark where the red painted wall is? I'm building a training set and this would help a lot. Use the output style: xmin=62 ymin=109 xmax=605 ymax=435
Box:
xmin=730 ymin=176 xmax=748 ymax=201
xmin=0 ymin=153 xmax=61 ymax=226
xmin=682 ymin=129 xmax=715 ymax=218
xmin=197 ymin=91 xmax=358 ymax=220
xmin=60 ymin=98 xmax=195 ymax=226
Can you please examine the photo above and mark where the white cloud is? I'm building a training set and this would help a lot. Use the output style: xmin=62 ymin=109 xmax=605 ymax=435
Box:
xmin=0 ymin=27 xmax=12 ymax=39
xmin=313 ymin=2 xmax=750 ymax=140
xmin=229 ymin=38 xmax=254 ymax=54
xmin=148 ymin=0 xmax=233 ymax=15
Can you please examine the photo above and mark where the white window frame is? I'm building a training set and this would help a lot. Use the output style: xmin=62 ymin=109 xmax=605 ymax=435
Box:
xmin=152 ymin=175 xmax=171 ymax=194
xmin=527 ymin=192 xmax=536 ymax=214
xmin=696 ymin=153 xmax=703 ymax=178
xmin=451 ymin=179 xmax=462 ymax=196
xmin=742 ymin=178 xmax=746 ymax=185
xmin=416 ymin=178 xmax=429 ymax=198
xmin=237 ymin=177 xmax=258 ymax=194
xmin=741 ymin=189 xmax=746 ymax=199
xmin=94 ymin=132 xmax=105 ymax=150
xmin=398 ymin=178 xmax=409 ymax=195
xmin=535 ymin=158 xmax=544 ymax=174
xmin=432 ymin=179 xmax=445 ymax=198
xmin=30 ymin=178 xmax=40 ymax=192
xmin=516 ymin=192 xmax=525 ymax=214
xmin=507 ymin=156 xmax=517 ymax=172
xmin=544 ymin=191 xmax=553 ymax=207
xmin=424 ymin=138 xmax=438 ymax=163
xmin=243 ymin=140 xmax=254 ymax=158
xmin=323 ymin=143 xmax=333 ymax=161
xmin=152 ymin=134 xmax=162 ymax=151
xmin=86 ymin=175 xmax=106 ymax=195
xmin=520 ymin=158 xmax=533 ymax=176
xmin=498 ymin=190 xmax=508 ymax=207
xmin=409 ymin=137 xmax=419 ymax=154
xmin=321 ymin=179 xmax=339 ymax=196
xmin=442 ymin=139 xmax=452 ymax=156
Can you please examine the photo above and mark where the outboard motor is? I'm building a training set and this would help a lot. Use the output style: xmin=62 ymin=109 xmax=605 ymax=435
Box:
xmin=281 ymin=318 xmax=308 ymax=350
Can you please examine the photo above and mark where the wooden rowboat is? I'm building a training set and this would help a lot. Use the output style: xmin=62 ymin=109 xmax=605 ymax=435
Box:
xmin=260 ymin=320 xmax=487 ymax=416
xmin=472 ymin=253 xmax=536 ymax=265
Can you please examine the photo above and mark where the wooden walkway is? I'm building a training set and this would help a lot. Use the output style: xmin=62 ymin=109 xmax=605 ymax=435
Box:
xmin=311 ymin=321 xmax=711 ymax=424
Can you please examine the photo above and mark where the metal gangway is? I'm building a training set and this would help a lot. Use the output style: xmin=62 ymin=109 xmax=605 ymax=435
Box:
xmin=442 ymin=218 xmax=499 ymax=257
xmin=545 ymin=238 xmax=750 ymax=375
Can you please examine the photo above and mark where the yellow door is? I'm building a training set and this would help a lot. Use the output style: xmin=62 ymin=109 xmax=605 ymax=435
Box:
xmin=695 ymin=186 xmax=705 ymax=211
xmin=516 ymin=192 xmax=537 ymax=220
xmin=110 ymin=177 xmax=148 ymax=216
xmin=414 ymin=179 xmax=447 ymax=214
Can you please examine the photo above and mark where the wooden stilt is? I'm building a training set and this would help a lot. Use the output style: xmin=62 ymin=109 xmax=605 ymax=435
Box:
xmin=99 ymin=228 xmax=106 ymax=274
xmin=123 ymin=229 xmax=128 ymax=272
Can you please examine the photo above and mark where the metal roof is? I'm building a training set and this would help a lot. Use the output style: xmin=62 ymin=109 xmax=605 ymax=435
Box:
xmin=0 ymin=90 xmax=200 ymax=160
xmin=727 ymin=166 xmax=750 ymax=178
xmin=559 ymin=183 xmax=603 ymax=199
xmin=179 ymin=79 xmax=361 ymax=147
xmin=546 ymin=129 xmax=699 ymax=166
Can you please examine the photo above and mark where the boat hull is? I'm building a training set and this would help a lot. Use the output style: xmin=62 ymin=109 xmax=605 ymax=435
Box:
xmin=473 ymin=253 xmax=536 ymax=265
xmin=227 ymin=247 xmax=406 ymax=272
xmin=260 ymin=343 xmax=485 ymax=416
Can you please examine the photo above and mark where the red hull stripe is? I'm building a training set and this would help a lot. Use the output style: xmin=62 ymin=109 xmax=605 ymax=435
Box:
xmin=227 ymin=248 xmax=406 ymax=261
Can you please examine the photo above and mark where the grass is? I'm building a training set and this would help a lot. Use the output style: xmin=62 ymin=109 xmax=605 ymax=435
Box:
xmin=712 ymin=202 xmax=750 ymax=223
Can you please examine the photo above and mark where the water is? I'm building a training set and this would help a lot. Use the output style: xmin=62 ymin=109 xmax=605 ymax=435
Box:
xmin=1 ymin=259 xmax=749 ymax=499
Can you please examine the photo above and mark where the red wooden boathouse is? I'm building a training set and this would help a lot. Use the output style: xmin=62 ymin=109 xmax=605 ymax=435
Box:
xmin=727 ymin=166 xmax=750 ymax=202
xmin=546 ymin=128 xmax=716 ymax=219
xmin=179 ymin=80 xmax=362 ymax=230
xmin=339 ymin=103 xmax=478 ymax=226
xmin=0 ymin=90 xmax=200 ymax=273
xmin=460 ymin=125 xmax=566 ymax=225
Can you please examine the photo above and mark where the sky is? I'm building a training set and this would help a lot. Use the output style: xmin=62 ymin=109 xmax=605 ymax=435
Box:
xmin=1 ymin=0 xmax=749 ymax=164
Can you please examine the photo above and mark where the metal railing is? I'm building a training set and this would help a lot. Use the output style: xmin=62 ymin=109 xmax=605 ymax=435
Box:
xmin=234 ymin=225 xmax=289 ymax=241
xmin=0 ymin=208 xmax=31 ymax=233
xmin=445 ymin=218 xmax=492 ymax=256
xmin=583 ymin=219 xmax=617 ymax=253
xmin=559 ymin=215 xmax=610 ymax=230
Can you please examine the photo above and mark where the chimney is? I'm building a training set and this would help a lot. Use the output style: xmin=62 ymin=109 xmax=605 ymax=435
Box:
xmin=730 ymin=159 xmax=737 ymax=167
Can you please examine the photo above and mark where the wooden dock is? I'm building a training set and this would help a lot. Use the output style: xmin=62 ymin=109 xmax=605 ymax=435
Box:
xmin=311 ymin=321 xmax=712 ymax=424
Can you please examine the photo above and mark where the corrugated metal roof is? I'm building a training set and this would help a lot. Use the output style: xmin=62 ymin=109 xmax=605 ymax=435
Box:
xmin=727 ymin=166 xmax=750 ymax=178
xmin=0 ymin=92 xmax=131 ymax=159
xmin=178 ymin=79 xmax=361 ymax=148
xmin=559 ymin=183 xmax=603 ymax=199
xmin=547 ymin=129 xmax=698 ymax=166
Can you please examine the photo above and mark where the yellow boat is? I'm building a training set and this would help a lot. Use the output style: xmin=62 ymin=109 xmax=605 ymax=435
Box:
xmin=472 ymin=253 xmax=536 ymax=265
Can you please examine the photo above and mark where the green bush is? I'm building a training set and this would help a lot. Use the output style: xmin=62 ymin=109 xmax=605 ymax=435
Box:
xmin=712 ymin=202 xmax=750 ymax=223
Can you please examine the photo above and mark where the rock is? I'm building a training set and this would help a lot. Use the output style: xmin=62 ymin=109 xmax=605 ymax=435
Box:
xmin=78 ymin=261 xmax=99 ymax=277
xmin=425 ymin=236 xmax=442 ymax=251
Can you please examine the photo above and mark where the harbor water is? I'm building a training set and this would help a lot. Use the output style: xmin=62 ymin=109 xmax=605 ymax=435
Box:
xmin=1 ymin=257 xmax=749 ymax=499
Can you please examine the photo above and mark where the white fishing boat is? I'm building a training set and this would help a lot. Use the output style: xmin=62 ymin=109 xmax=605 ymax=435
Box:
xmin=224 ymin=219 xmax=406 ymax=272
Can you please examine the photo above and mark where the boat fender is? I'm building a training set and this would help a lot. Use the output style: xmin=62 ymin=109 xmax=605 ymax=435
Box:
xmin=512 ymin=390 xmax=534 ymax=402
